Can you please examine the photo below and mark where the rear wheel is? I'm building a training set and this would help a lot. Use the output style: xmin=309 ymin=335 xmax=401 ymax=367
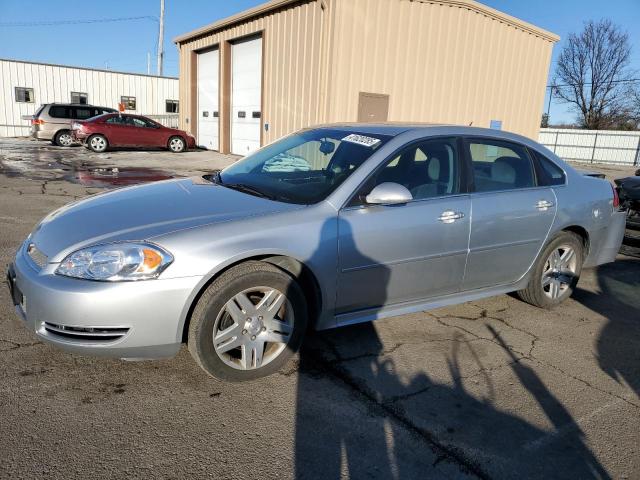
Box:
xmin=517 ymin=231 xmax=583 ymax=308
xmin=188 ymin=261 xmax=307 ymax=381
xmin=54 ymin=130 xmax=73 ymax=147
xmin=168 ymin=136 xmax=186 ymax=153
xmin=87 ymin=134 xmax=108 ymax=153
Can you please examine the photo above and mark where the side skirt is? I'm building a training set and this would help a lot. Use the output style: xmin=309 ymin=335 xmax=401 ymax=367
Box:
xmin=330 ymin=277 xmax=530 ymax=330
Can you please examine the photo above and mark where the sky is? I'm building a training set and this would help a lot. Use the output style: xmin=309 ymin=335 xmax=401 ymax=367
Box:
xmin=0 ymin=0 xmax=639 ymax=124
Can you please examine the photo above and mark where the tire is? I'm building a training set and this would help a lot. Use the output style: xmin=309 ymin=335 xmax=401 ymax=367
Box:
xmin=168 ymin=136 xmax=186 ymax=153
xmin=517 ymin=231 xmax=584 ymax=309
xmin=54 ymin=130 xmax=74 ymax=147
xmin=188 ymin=261 xmax=308 ymax=382
xmin=87 ymin=134 xmax=108 ymax=153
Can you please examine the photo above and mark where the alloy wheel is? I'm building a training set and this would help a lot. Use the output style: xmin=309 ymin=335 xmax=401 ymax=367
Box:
xmin=541 ymin=245 xmax=577 ymax=299
xmin=169 ymin=138 xmax=184 ymax=152
xmin=212 ymin=286 xmax=294 ymax=370
xmin=58 ymin=133 xmax=73 ymax=147
xmin=90 ymin=136 xmax=107 ymax=152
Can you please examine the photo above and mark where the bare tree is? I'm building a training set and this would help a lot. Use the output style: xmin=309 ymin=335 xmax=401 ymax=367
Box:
xmin=554 ymin=20 xmax=634 ymax=130
xmin=540 ymin=113 xmax=550 ymax=128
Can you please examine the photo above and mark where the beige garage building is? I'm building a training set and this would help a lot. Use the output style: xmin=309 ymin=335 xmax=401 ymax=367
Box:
xmin=174 ymin=0 xmax=558 ymax=155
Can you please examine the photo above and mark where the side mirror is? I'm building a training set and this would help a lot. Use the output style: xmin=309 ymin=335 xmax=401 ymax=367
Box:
xmin=365 ymin=182 xmax=413 ymax=205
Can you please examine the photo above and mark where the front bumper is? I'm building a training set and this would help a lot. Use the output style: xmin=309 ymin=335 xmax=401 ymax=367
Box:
xmin=7 ymin=242 xmax=201 ymax=360
xmin=71 ymin=131 xmax=89 ymax=143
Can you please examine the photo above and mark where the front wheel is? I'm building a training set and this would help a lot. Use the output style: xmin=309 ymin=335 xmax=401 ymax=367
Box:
xmin=168 ymin=136 xmax=186 ymax=153
xmin=517 ymin=231 xmax=583 ymax=308
xmin=188 ymin=261 xmax=308 ymax=381
xmin=87 ymin=134 xmax=108 ymax=153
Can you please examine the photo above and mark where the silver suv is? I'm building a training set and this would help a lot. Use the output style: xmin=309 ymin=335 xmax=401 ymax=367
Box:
xmin=31 ymin=103 xmax=117 ymax=146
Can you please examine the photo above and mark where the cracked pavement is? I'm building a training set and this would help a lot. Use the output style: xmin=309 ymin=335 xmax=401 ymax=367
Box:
xmin=1 ymin=138 xmax=639 ymax=479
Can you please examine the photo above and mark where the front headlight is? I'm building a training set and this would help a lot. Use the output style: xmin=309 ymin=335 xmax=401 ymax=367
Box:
xmin=56 ymin=242 xmax=173 ymax=281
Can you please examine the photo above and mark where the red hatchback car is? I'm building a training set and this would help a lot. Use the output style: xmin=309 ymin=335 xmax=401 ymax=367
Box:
xmin=72 ymin=113 xmax=196 ymax=153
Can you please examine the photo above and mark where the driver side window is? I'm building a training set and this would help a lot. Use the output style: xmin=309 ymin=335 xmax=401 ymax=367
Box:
xmin=356 ymin=137 xmax=460 ymax=204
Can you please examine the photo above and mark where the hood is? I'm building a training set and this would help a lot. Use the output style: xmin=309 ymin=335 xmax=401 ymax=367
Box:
xmin=30 ymin=177 xmax=301 ymax=262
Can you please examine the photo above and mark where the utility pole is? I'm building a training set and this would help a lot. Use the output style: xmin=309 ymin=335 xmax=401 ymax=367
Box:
xmin=157 ymin=0 xmax=165 ymax=76
xmin=147 ymin=52 xmax=151 ymax=75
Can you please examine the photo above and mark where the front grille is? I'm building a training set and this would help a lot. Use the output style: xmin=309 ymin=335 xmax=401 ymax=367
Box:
xmin=43 ymin=322 xmax=129 ymax=342
xmin=26 ymin=243 xmax=48 ymax=269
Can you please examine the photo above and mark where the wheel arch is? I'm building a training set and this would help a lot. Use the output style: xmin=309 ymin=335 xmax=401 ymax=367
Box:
xmin=179 ymin=254 xmax=323 ymax=343
xmin=167 ymin=134 xmax=186 ymax=150
xmin=87 ymin=132 xmax=109 ymax=145
xmin=560 ymin=225 xmax=590 ymax=260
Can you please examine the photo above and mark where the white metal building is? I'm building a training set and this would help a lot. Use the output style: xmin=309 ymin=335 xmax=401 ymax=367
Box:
xmin=0 ymin=58 xmax=179 ymax=137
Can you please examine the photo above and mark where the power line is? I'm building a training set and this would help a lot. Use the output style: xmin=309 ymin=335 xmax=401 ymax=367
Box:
xmin=0 ymin=16 xmax=158 ymax=27
xmin=548 ymin=78 xmax=640 ymax=89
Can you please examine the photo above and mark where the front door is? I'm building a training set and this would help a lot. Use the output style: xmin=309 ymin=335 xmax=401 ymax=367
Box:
xmin=462 ymin=138 xmax=557 ymax=290
xmin=197 ymin=48 xmax=219 ymax=150
xmin=336 ymin=137 xmax=470 ymax=315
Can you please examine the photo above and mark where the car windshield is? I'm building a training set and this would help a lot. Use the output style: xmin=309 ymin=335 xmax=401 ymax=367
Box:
xmin=219 ymin=128 xmax=392 ymax=204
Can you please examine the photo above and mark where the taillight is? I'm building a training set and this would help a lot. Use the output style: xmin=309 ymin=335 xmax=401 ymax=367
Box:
xmin=32 ymin=118 xmax=45 ymax=125
xmin=611 ymin=184 xmax=620 ymax=210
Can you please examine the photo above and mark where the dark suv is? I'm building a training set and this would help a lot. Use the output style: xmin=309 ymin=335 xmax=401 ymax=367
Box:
xmin=31 ymin=103 xmax=117 ymax=146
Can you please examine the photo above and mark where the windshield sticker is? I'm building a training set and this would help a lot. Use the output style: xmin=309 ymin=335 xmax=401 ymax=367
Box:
xmin=341 ymin=134 xmax=381 ymax=148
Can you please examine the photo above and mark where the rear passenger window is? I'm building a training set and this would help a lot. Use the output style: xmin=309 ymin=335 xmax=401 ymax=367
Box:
xmin=468 ymin=140 xmax=535 ymax=192
xmin=74 ymin=108 xmax=93 ymax=119
xmin=49 ymin=106 xmax=70 ymax=118
xmin=531 ymin=150 xmax=566 ymax=186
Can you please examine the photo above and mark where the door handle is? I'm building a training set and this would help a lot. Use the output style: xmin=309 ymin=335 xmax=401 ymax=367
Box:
xmin=438 ymin=210 xmax=465 ymax=223
xmin=535 ymin=200 xmax=554 ymax=211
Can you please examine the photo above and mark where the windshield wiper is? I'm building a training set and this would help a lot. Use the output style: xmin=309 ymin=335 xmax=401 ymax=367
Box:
xmin=223 ymin=182 xmax=279 ymax=201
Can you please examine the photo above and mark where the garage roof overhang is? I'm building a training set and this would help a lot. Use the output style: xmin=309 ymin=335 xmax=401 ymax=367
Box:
xmin=174 ymin=0 xmax=559 ymax=45
xmin=173 ymin=0 xmax=306 ymax=44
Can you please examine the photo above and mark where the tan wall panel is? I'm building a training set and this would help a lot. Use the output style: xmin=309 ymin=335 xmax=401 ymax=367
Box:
xmin=177 ymin=0 xmax=326 ymax=149
xmin=325 ymin=0 xmax=555 ymax=138
xmin=177 ymin=0 xmax=556 ymax=145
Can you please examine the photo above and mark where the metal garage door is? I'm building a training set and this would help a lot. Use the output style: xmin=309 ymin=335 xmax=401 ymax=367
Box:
xmin=231 ymin=37 xmax=262 ymax=155
xmin=197 ymin=48 xmax=219 ymax=150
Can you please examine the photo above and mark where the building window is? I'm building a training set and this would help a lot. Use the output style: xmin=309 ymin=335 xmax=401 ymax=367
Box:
xmin=165 ymin=100 xmax=179 ymax=113
xmin=15 ymin=87 xmax=34 ymax=103
xmin=70 ymin=91 xmax=88 ymax=104
xmin=120 ymin=96 xmax=136 ymax=110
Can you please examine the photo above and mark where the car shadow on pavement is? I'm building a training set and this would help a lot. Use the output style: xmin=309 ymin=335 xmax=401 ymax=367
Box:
xmin=573 ymin=258 xmax=640 ymax=399
xmin=292 ymin=218 xmax=610 ymax=479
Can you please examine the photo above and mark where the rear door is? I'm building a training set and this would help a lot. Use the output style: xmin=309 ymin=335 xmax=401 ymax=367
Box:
xmin=336 ymin=137 xmax=471 ymax=315
xmin=461 ymin=138 xmax=556 ymax=290
xmin=104 ymin=116 xmax=133 ymax=146
xmin=46 ymin=105 xmax=72 ymax=133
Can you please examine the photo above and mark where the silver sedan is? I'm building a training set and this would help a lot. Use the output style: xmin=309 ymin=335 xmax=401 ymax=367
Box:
xmin=6 ymin=125 xmax=626 ymax=381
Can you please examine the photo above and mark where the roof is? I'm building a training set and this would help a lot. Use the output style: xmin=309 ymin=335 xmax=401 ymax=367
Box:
xmin=313 ymin=122 xmax=541 ymax=145
xmin=0 ymin=57 xmax=178 ymax=80
xmin=174 ymin=0 xmax=559 ymax=44
xmin=174 ymin=0 xmax=300 ymax=43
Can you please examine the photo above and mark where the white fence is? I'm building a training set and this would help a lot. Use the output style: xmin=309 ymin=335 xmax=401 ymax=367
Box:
xmin=146 ymin=114 xmax=179 ymax=129
xmin=539 ymin=128 xmax=640 ymax=166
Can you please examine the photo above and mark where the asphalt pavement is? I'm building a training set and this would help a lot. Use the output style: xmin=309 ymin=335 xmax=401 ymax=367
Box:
xmin=0 ymin=138 xmax=638 ymax=479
